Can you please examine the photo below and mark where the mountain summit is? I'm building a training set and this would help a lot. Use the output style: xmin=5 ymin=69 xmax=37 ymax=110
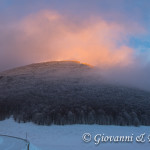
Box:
xmin=0 ymin=61 xmax=92 ymax=77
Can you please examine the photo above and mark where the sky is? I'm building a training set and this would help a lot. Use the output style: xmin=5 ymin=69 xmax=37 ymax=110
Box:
xmin=0 ymin=0 xmax=150 ymax=90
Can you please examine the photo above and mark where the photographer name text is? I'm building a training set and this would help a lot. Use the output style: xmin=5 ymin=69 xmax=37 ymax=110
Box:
xmin=82 ymin=133 xmax=150 ymax=145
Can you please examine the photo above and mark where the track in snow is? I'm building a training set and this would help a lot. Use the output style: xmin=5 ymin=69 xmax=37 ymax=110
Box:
xmin=0 ymin=136 xmax=27 ymax=150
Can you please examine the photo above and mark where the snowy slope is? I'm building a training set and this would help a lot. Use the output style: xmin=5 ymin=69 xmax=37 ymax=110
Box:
xmin=0 ymin=118 xmax=150 ymax=150
xmin=0 ymin=61 xmax=92 ymax=77
xmin=1 ymin=61 xmax=150 ymax=126
xmin=0 ymin=136 xmax=27 ymax=150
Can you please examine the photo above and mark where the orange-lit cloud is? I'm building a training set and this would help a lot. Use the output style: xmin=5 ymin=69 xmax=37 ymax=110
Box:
xmin=0 ymin=10 xmax=144 ymax=70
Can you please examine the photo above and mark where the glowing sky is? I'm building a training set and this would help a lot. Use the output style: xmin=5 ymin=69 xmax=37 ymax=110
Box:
xmin=0 ymin=0 xmax=150 ymax=71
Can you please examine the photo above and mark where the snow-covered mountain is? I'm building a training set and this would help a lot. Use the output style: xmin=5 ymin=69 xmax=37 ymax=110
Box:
xmin=0 ymin=61 xmax=150 ymax=126
xmin=0 ymin=61 xmax=92 ymax=77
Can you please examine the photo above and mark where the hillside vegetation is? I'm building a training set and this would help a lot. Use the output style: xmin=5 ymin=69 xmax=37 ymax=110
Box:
xmin=0 ymin=61 xmax=150 ymax=126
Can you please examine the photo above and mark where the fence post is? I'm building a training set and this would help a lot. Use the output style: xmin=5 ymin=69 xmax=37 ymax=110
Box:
xmin=27 ymin=143 xmax=30 ymax=150
xmin=0 ymin=134 xmax=30 ymax=150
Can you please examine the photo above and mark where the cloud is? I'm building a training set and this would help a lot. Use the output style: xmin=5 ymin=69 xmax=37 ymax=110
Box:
xmin=100 ymin=63 xmax=150 ymax=91
xmin=0 ymin=10 xmax=150 ymax=90
xmin=0 ymin=10 xmax=145 ymax=71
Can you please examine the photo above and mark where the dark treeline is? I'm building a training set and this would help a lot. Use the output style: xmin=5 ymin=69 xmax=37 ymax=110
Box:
xmin=0 ymin=75 xmax=150 ymax=127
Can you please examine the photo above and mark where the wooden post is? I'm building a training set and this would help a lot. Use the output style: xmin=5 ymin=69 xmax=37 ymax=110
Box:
xmin=27 ymin=143 xmax=30 ymax=150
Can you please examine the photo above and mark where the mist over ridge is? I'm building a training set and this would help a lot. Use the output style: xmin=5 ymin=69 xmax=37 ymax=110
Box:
xmin=0 ymin=60 xmax=150 ymax=126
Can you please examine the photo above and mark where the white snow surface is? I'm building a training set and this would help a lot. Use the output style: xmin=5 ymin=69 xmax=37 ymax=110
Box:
xmin=0 ymin=136 xmax=27 ymax=150
xmin=0 ymin=118 xmax=150 ymax=150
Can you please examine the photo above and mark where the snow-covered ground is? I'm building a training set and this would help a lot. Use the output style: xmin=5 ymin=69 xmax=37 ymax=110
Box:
xmin=0 ymin=136 xmax=27 ymax=150
xmin=0 ymin=118 xmax=150 ymax=150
